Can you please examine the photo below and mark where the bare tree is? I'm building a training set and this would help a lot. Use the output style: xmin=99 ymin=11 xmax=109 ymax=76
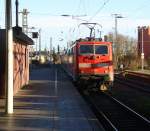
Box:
xmin=107 ymin=32 xmax=138 ymax=70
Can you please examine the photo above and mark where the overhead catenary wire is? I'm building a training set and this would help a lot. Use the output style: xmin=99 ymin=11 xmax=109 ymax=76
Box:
xmin=76 ymin=0 xmax=82 ymax=14
xmin=66 ymin=0 xmax=89 ymax=40
xmin=88 ymin=0 xmax=110 ymax=22
xmin=128 ymin=0 xmax=150 ymax=18
xmin=74 ymin=0 xmax=87 ymax=16
xmin=81 ymin=0 xmax=87 ymax=16
xmin=29 ymin=12 xmax=58 ymax=16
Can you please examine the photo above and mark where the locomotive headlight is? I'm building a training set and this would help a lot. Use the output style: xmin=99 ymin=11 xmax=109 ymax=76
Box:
xmin=80 ymin=70 xmax=84 ymax=74
xmin=109 ymin=72 xmax=114 ymax=81
xmin=104 ymin=70 xmax=108 ymax=73
xmin=104 ymin=66 xmax=109 ymax=73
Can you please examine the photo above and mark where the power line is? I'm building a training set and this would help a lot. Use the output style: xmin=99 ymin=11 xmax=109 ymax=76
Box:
xmin=81 ymin=0 xmax=87 ymax=16
xmin=88 ymin=0 xmax=110 ymax=22
xmin=129 ymin=0 xmax=150 ymax=18
xmin=74 ymin=0 xmax=87 ymax=16
xmin=76 ymin=0 xmax=82 ymax=13
xmin=134 ymin=0 xmax=150 ymax=12
xmin=30 ymin=12 xmax=58 ymax=16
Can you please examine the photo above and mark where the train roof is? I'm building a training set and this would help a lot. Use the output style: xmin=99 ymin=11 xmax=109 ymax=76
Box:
xmin=68 ymin=37 xmax=112 ymax=48
xmin=76 ymin=37 xmax=102 ymax=42
xmin=75 ymin=37 xmax=112 ymax=44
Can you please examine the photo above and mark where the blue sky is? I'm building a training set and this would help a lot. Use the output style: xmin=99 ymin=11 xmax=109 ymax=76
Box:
xmin=1 ymin=0 xmax=150 ymax=50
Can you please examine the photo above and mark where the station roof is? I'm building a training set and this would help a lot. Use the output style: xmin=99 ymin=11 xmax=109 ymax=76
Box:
xmin=13 ymin=26 xmax=34 ymax=45
xmin=0 ymin=26 xmax=34 ymax=45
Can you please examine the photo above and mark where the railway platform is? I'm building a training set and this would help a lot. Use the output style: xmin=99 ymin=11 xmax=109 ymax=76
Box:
xmin=129 ymin=69 xmax=150 ymax=75
xmin=124 ymin=69 xmax=150 ymax=78
xmin=0 ymin=65 xmax=105 ymax=131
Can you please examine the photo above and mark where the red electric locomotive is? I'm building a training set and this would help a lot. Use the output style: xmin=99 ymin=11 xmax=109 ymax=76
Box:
xmin=62 ymin=23 xmax=114 ymax=90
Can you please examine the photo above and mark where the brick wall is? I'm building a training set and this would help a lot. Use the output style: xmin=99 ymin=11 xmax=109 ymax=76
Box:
xmin=138 ymin=26 xmax=150 ymax=59
xmin=0 ymin=28 xmax=33 ymax=98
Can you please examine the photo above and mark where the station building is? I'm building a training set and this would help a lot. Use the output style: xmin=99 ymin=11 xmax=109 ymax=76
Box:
xmin=0 ymin=26 xmax=33 ymax=97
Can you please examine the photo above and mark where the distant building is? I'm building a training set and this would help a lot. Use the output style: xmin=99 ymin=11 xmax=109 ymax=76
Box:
xmin=0 ymin=26 xmax=33 ymax=97
xmin=138 ymin=26 xmax=150 ymax=59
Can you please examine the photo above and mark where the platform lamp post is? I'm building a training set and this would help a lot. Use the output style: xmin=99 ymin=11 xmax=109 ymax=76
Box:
xmin=28 ymin=27 xmax=38 ymax=55
xmin=32 ymin=31 xmax=38 ymax=53
xmin=28 ymin=26 xmax=36 ymax=55
xmin=140 ymin=26 xmax=147 ymax=70
xmin=112 ymin=14 xmax=124 ymax=69
xmin=31 ymin=28 xmax=41 ymax=62
xmin=38 ymin=28 xmax=41 ymax=62
xmin=5 ymin=0 xmax=14 ymax=114
xmin=141 ymin=27 xmax=144 ymax=70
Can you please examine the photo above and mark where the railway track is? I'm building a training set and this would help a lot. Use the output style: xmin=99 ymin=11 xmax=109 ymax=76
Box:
xmin=80 ymin=89 xmax=150 ymax=131
xmin=115 ymin=75 xmax=150 ymax=93
xmin=125 ymin=71 xmax=150 ymax=79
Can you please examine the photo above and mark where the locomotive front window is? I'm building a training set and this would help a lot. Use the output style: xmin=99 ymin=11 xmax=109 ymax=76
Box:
xmin=79 ymin=45 xmax=94 ymax=54
xmin=95 ymin=45 xmax=108 ymax=54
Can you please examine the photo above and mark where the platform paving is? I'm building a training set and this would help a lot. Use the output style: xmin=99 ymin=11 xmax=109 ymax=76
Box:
xmin=0 ymin=65 xmax=105 ymax=131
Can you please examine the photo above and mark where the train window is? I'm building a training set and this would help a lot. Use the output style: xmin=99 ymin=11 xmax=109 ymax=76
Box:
xmin=79 ymin=45 xmax=94 ymax=54
xmin=95 ymin=45 xmax=108 ymax=54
